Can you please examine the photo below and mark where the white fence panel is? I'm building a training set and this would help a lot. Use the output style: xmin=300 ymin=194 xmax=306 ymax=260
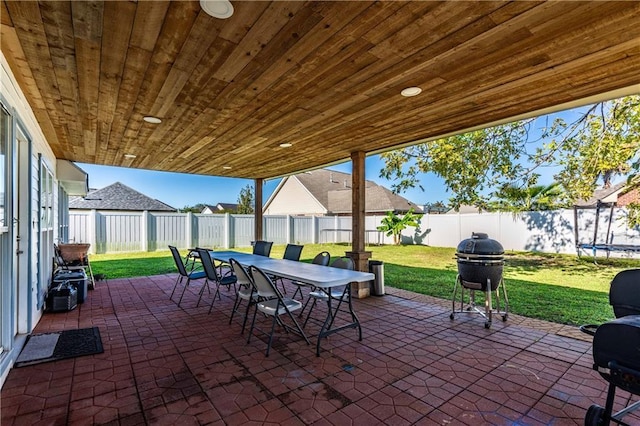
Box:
xmin=264 ymin=215 xmax=288 ymax=244
xmin=193 ymin=214 xmax=226 ymax=248
xmin=231 ymin=215 xmax=253 ymax=248
xmin=292 ymin=216 xmax=314 ymax=244
xmin=100 ymin=212 xmax=142 ymax=253
xmin=68 ymin=212 xmax=91 ymax=243
xmin=152 ymin=213 xmax=187 ymax=251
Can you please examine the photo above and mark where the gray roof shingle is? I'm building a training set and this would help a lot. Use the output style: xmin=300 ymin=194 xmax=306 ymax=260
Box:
xmin=69 ymin=182 xmax=176 ymax=211
xmin=293 ymin=169 xmax=421 ymax=214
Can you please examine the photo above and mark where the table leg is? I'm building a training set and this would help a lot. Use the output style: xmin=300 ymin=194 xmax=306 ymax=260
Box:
xmin=315 ymin=285 xmax=362 ymax=356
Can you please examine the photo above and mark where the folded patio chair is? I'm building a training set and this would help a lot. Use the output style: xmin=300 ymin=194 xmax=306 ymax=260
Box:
xmin=292 ymin=251 xmax=330 ymax=302
xmin=247 ymin=265 xmax=310 ymax=356
xmin=302 ymin=256 xmax=354 ymax=329
xmin=195 ymin=248 xmax=237 ymax=310
xmin=169 ymin=245 xmax=207 ymax=307
xmin=228 ymin=258 xmax=259 ymax=331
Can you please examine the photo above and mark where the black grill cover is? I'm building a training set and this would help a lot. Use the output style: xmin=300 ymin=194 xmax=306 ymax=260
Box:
xmin=456 ymin=233 xmax=504 ymax=290
xmin=609 ymin=269 xmax=640 ymax=318
xmin=593 ymin=316 xmax=640 ymax=395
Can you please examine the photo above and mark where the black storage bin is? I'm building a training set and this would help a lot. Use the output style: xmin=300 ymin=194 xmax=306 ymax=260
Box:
xmin=53 ymin=270 xmax=88 ymax=303
xmin=46 ymin=282 xmax=78 ymax=312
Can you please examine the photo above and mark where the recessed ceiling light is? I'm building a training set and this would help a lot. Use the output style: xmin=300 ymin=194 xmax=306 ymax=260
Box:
xmin=279 ymin=142 xmax=292 ymax=148
xmin=401 ymin=87 xmax=422 ymax=97
xmin=200 ymin=0 xmax=234 ymax=19
xmin=143 ymin=116 xmax=162 ymax=124
xmin=222 ymin=166 xmax=232 ymax=170
xmin=124 ymin=154 xmax=137 ymax=159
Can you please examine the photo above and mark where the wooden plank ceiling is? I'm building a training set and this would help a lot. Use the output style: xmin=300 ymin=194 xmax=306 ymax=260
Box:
xmin=1 ymin=1 xmax=639 ymax=180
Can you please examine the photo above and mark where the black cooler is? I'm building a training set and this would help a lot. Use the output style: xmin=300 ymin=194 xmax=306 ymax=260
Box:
xmin=53 ymin=270 xmax=88 ymax=303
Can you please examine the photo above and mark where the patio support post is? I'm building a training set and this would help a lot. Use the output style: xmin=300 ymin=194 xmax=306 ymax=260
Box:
xmin=254 ymin=178 xmax=264 ymax=241
xmin=346 ymin=151 xmax=371 ymax=298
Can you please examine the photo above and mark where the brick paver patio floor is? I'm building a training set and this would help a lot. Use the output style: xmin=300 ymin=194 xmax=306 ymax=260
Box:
xmin=2 ymin=273 xmax=638 ymax=425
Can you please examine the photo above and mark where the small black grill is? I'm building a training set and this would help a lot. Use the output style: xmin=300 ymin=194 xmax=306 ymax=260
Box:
xmin=450 ymin=232 xmax=508 ymax=328
xmin=585 ymin=269 xmax=640 ymax=426
xmin=455 ymin=232 xmax=504 ymax=291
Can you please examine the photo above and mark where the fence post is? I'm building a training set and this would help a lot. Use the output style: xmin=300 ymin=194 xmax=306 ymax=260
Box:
xmin=89 ymin=209 xmax=97 ymax=254
xmin=141 ymin=210 xmax=149 ymax=252
xmin=186 ymin=212 xmax=193 ymax=249
xmin=286 ymin=215 xmax=292 ymax=244
xmin=312 ymin=215 xmax=317 ymax=244
xmin=224 ymin=213 xmax=231 ymax=249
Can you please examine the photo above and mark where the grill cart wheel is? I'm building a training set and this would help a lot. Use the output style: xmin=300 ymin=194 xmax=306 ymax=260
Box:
xmin=484 ymin=321 xmax=491 ymax=329
xmin=584 ymin=404 xmax=604 ymax=426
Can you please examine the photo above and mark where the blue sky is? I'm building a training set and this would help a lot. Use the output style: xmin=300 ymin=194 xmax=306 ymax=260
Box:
xmin=76 ymin=104 xmax=594 ymax=210
xmin=76 ymin=155 xmax=448 ymax=210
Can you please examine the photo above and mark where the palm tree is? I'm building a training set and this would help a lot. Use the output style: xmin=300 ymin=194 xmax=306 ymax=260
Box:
xmin=376 ymin=208 xmax=421 ymax=245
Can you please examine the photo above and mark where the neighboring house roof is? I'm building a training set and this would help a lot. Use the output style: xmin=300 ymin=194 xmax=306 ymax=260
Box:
xmin=69 ymin=182 xmax=176 ymax=211
xmin=574 ymin=181 xmax=628 ymax=207
xmin=201 ymin=203 xmax=239 ymax=213
xmin=265 ymin=168 xmax=421 ymax=214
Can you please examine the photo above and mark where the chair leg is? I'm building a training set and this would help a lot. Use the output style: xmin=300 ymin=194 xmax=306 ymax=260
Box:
xmin=265 ymin=315 xmax=278 ymax=357
xmin=196 ymin=279 xmax=210 ymax=307
xmin=177 ymin=278 xmax=191 ymax=306
xmin=303 ymin=298 xmax=318 ymax=328
xmin=291 ymin=284 xmax=304 ymax=301
xmin=170 ymin=275 xmax=184 ymax=299
xmin=247 ymin=304 xmax=259 ymax=344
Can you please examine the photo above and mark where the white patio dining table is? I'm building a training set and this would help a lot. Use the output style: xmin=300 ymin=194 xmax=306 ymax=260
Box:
xmin=208 ymin=250 xmax=374 ymax=356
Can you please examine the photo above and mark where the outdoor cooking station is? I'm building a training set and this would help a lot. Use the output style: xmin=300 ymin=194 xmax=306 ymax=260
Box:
xmin=450 ymin=233 xmax=509 ymax=328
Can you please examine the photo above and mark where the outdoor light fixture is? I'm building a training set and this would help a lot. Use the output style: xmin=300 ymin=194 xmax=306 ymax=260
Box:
xmin=401 ymin=86 xmax=422 ymax=97
xmin=200 ymin=0 xmax=234 ymax=19
xmin=124 ymin=154 xmax=137 ymax=159
xmin=279 ymin=142 xmax=292 ymax=148
xmin=143 ymin=116 xmax=162 ymax=124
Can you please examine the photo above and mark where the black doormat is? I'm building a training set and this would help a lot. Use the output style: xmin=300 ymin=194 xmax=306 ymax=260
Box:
xmin=15 ymin=327 xmax=103 ymax=367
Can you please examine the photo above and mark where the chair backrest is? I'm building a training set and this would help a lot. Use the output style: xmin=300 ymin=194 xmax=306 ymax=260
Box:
xmin=196 ymin=248 xmax=219 ymax=281
xmin=252 ymin=240 xmax=273 ymax=257
xmin=312 ymin=251 xmax=331 ymax=266
xmin=169 ymin=245 xmax=188 ymax=277
xmin=249 ymin=265 xmax=279 ymax=299
xmin=230 ymin=258 xmax=252 ymax=288
xmin=283 ymin=244 xmax=304 ymax=261
xmin=331 ymin=256 xmax=354 ymax=270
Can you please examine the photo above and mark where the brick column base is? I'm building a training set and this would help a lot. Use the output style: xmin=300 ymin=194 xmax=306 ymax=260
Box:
xmin=345 ymin=250 xmax=372 ymax=299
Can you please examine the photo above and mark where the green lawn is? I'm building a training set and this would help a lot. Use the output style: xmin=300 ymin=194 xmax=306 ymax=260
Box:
xmin=88 ymin=244 xmax=640 ymax=326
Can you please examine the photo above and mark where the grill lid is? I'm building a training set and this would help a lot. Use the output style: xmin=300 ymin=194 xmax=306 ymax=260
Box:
xmin=456 ymin=232 xmax=504 ymax=256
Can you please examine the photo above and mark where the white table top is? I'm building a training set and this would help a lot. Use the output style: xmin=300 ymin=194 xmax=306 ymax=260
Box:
xmin=209 ymin=250 xmax=374 ymax=289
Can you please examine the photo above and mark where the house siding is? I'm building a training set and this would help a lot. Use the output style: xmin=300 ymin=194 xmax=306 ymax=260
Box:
xmin=264 ymin=177 xmax=325 ymax=215
xmin=1 ymin=51 xmax=61 ymax=386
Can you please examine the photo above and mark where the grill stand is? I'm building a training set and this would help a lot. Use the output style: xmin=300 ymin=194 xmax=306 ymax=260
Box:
xmin=450 ymin=275 xmax=509 ymax=329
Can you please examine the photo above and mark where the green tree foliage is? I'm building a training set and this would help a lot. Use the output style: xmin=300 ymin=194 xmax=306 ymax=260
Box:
xmin=489 ymin=182 xmax=567 ymax=212
xmin=376 ymin=208 xmax=421 ymax=245
xmin=237 ymin=184 xmax=254 ymax=214
xmin=179 ymin=203 xmax=207 ymax=213
xmin=380 ymin=95 xmax=640 ymax=223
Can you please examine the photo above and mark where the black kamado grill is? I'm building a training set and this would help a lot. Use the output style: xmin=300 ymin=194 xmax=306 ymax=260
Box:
xmin=450 ymin=232 xmax=509 ymax=328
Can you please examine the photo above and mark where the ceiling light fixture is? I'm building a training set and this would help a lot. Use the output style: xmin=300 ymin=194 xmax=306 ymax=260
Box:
xmin=200 ymin=0 xmax=234 ymax=19
xmin=143 ymin=116 xmax=162 ymax=124
xmin=222 ymin=166 xmax=232 ymax=170
xmin=124 ymin=154 xmax=137 ymax=159
xmin=279 ymin=142 xmax=292 ymax=148
xmin=401 ymin=86 xmax=422 ymax=97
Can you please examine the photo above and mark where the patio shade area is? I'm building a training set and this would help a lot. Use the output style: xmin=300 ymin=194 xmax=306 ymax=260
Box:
xmin=2 ymin=1 xmax=639 ymax=180
xmin=2 ymin=274 xmax=638 ymax=425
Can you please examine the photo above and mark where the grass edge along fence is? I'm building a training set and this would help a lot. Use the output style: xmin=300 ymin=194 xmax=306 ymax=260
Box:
xmin=88 ymin=244 xmax=640 ymax=327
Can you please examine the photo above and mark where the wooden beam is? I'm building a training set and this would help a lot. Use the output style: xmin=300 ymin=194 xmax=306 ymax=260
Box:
xmin=347 ymin=151 xmax=372 ymax=298
xmin=254 ymin=178 xmax=263 ymax=241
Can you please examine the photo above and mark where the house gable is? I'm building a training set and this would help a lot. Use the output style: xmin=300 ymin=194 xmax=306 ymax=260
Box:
xmin=264 ymin=176 xmax=326 ymax=215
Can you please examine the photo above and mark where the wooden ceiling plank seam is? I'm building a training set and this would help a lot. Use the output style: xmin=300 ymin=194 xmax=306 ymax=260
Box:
xmin=96 ymin=1 xmax=136 ymax=163
xmin=40 ymin=2 xmax=83 ymax=158
xmin=71 ymin=1 xmax=103 ymax=160
xmin=115 ymin=2 xmax=188 ymax=163
xmin=211 ymin=1 xmax=307 ymax=83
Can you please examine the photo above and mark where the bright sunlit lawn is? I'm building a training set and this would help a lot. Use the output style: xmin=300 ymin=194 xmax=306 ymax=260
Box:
xmin=89 ymin=244 xmax=640 ymax=326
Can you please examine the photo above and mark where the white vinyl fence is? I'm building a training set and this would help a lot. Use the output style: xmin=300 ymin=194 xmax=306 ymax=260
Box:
xmin=68 ymin=209 xmax=639 ymax=256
